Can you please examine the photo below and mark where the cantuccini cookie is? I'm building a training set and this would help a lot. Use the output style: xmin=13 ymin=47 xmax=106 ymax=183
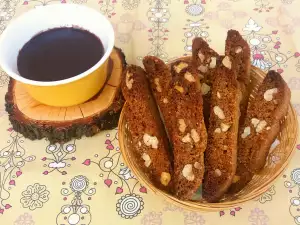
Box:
xmin=203 ymin=61 xmax=242 ymax=202
xmin=229 ymin=70 xmax=290 ymax=193
xmin=121 ymin=65 xmax=173 ymax=191
xmin=143 ymin=56 xmax=207 ymax=200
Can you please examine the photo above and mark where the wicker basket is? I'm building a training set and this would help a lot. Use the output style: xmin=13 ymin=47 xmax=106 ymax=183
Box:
xmin=118 ymin=65 xmax=298 ymax=211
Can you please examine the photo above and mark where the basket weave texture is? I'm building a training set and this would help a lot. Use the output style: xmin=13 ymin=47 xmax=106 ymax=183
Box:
xmin=118 ymin=65 xmax=298 ymax=211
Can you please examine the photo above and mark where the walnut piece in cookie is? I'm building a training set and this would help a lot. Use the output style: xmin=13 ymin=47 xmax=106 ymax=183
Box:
xmin=220 ymin=123 xmax=231 ymax=132
xmin=198 ymin=65 xmax=208 ymax=73
xmin=182 ymin=133 xmax=192 ymax=143
xmin=174 ymin=85 xmax=184 ymax=93
xmin=214 ymin=169 xmax=222 ymax=177
xmin=201 ymin=83 xmax=211 ymax=95
xmin=209 ymin=57 xmax=217 ymax=68
xmin=235 ymin=46 xmax=242 ymax=54
xmin=191 ymin=129 xmax=200 ymax=143
xmin=213 ymin=106 xmax=225 ymax=120
xmin=142 ymin=153 xmax=151 ymax=167
xmin=215 ymin=128 xmax=222 ymax=133
xmin=154 ymin=78 xmax=162 ymax=92
xmin=174 ymin=62 xmax=188 ymax=73
xmin=143 ymin=133 xmax=159 ymax=149
xmin=182 ymin=164 xmax=195 ymax=181
xmin=184 ymin=72 xmax=196 ymax=82
xmin=222 ymin=56 xmax=232 ymax=69
xmin=264 ymin=88 xmax=278 ymax=101
xmin=125 ymin=72 xmax=134 ymax=89
xmin=178 ymin=119 xmax=187 ymax=133
xmin=241 ymin=126 xmax=251 ymax=138
xmin=160 ymin=172 xmax=171 ymax=186
xmin=256 ymin=120 xmax=267 ymax=133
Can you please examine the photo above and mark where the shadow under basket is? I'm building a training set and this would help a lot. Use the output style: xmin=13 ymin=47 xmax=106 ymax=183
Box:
xmin=118 ymin=65 xmax=298 ymax=211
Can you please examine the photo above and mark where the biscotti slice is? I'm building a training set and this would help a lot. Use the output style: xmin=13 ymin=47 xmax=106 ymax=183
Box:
xmin=143 ymin=56 xmax=207 ymax=200
xmin=192 ymin=37 xmax=221 ymax=127
xmin=225 ymin=30 xmax=251 ymax=124
xmin=121 ymin=65 xmax=173 ymax=191
xmin=229 ymin=70 xmax=291 ymax=193
xmin=203 ymin=64 xmax=241 ymax=203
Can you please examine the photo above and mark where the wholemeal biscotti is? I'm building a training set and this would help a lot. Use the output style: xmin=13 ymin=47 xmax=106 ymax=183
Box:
xmin=121 ymin=65 xmax=173 ymax=191
xmin=225 ymin=30 xmax=251 ymax=124
xmin=203 ymin=61 xmax=241 ymax=202
xmin=143 ymin=56 xmax=207 ymax=200
xmin=229 ymin=70 xmax=291 ymax=193
xmin=192 ymin=37 xmax=221 ymax=127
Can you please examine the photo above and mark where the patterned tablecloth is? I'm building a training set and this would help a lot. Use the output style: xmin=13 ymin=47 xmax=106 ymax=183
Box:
xmin=0 ymin=0 xmax=300 ymax=224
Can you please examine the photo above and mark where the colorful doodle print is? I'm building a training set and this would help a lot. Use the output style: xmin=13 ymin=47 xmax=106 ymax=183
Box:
xmin=42 ymin=140 xmax=77 ymax=176
xmin=145 ymin=0 xmax=171 ymax=62
xmin=98 ymin=0 xmax=117 ymax=18
xmin=256 ymin=185 xmax=276 ymax=204
xmin=0 ymin=131 xmax=35 ymax=214
xmin=0 ymin=71 xmax=9 ymax=88
xmin=56 ymin=175 xmax=96 ymax=225
xmin=22 ymin=0 xmax=65 ymax=7
xmin=183 ymin=0 xmax=206 ymax=17
xmin=242 ymin=18 xmax=299 ymax=74
xmin=83 ymin=130 xmax=146 ymax=219
xmin=182 ymin=19 xmax=210 ymax=54
xmin=0 ymin=0 xmax=19 ymax=33
xmin=122 ymin=0 xmax=140 ymax=10
xmin=284 ymin=168 xmax=300 ymax=224
xmin=219 ymin=207 xmax=242 ymax=217
xmin=20 ymin=183 xmax=50 ymax=210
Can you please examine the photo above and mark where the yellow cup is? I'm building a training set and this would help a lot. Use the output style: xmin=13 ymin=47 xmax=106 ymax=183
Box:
xmin=25 ymin=59 xmax=108 ymax=107
xmin=0 ymin=4 xmax=115 ymax=107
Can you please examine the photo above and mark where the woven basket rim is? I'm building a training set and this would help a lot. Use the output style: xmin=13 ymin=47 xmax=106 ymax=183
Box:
xmin=118 ymin=66 xmax=298 ymax=211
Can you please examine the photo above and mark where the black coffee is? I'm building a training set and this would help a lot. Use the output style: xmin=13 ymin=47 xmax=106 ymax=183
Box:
xmin=17 ymin=27 xmax=104 ymax=82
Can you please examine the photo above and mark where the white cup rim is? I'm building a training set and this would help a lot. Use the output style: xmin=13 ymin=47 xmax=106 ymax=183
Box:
xmin=0 ymin=4 xmax=115 ymax=87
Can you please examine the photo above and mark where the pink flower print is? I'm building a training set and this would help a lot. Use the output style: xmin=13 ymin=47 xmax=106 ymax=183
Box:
xmin=105 ymin=139 xmax=114 ymax=150
xmin=253 ymin=53 xmax=264 ymax=60
xmin=248 ymin=208 xmax=269 ymax=225
xmin=252 ymin=52 xmax=270 ymax=70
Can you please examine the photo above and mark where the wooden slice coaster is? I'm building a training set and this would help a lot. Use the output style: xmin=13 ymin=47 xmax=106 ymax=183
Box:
xmin=5 ymin=47 xmax=126 ymax=143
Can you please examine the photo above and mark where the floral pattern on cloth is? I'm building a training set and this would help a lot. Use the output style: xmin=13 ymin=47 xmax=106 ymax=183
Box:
xmin=0 ymin=0 xmax=299 ymax=224
xmin=20 ymin=183 xmax=50 ymax=210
